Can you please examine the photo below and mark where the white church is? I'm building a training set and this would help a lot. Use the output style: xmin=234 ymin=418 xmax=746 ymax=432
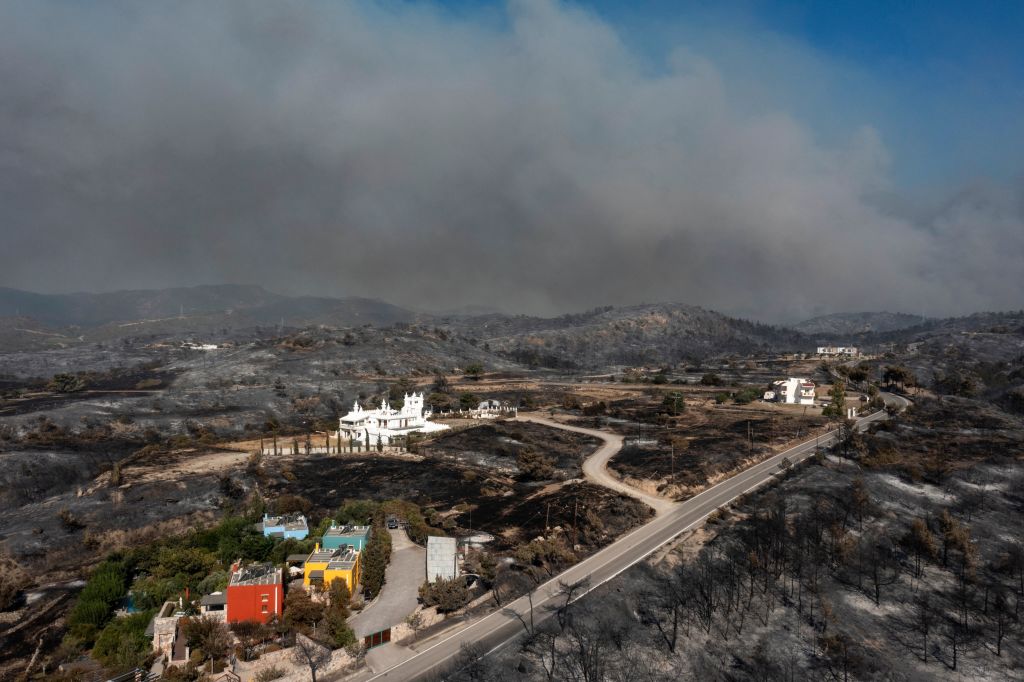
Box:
xmin=337 ymin=392 xmax=449 ymax=446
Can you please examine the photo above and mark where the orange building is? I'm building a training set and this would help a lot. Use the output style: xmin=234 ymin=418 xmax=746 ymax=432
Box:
xmin=225 ymin=563 xmax=283 ymax=624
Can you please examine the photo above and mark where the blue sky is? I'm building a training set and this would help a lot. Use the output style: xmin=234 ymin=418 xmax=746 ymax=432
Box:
xmin=437 ymin=0 xmax=1024 ymax=189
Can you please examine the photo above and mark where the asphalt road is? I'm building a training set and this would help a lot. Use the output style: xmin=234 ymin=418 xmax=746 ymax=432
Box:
xmin=348 ymin=528 xmax=425 ymax=638
xmin=358 ymin=397 xmax=907 ymax=681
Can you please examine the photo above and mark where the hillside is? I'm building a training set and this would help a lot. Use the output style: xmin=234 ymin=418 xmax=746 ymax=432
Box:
xmin=445 ymin=303 xmax=809 ymax=369
xmin=791 ymin=311 xmax=929 ymax=337
xmin=0 ymin=285 xmax=419 ymax=336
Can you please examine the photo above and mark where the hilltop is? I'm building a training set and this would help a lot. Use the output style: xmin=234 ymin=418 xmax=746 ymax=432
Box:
xmin=444 ymin=303 xmax=808 ymax=369
xmin=790 ymin=311 xmax=930 ymax=337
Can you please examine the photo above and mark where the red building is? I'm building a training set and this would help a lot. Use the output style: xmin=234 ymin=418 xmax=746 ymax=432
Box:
xmin=226 ymin=563 xmax=283 ymax=624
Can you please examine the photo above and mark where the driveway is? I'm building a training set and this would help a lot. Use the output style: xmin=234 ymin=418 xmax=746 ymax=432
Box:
xmin=515 ymin=414 xmax=675 ymax=515
xmin=348 ymin=527 xmax=425 ymax=638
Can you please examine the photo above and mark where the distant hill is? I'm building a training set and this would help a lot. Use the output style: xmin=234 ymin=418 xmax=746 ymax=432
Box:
xmin=0 ymin=285 xmax=418 ymax=331
xmin=791 ymin=311 xmax=930 ymax=337
xmin=444 ymin=303 xmax=809 ymax=369
xmin=0 ymin=317 xmax=81 ymax=351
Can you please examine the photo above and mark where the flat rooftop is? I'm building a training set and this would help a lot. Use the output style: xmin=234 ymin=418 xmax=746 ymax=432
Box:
xmin=262 ymin=513 xmax=308 ymax=531
xmin=307 ymin=547 xmax=358 ymax=570
xmin=324 ymin=525 xmax=370 ymax=538
xmin=229 ymin=563 xmax=283 ymax=587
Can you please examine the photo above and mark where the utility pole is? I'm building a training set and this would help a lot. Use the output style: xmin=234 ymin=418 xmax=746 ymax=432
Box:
xmin=748 ymin=420 xmax=753 ymax=453
xmin=545 ymin=503 xmax=551 ymax=533
xmin=572 ymin=495 xmax=579 ymax=549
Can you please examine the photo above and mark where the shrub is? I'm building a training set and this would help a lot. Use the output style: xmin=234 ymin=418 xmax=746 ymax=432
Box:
xmin=336 ymin=500 xmax=380 ymax=526
xmin=732 ymin=387 xmax=761 ymax=405
xmin=58 ymin=508 xmax=86 ymax=531
xmin=68 ymin=558 xmax=130 ymax=643
xmin=516 ymin=448 xmax=556 ymax=480
xmin=254 ymin=667 xmax=286 ymax=682
xmin=323 ymin=609 xmax=357 ymax=648
xmin=419 ymin=577 xmax=470 ymax=613
xmin=0 ymin=555 xmax=29 ymax=610
xmin=93 ymin=611 xmax=152 ymax=668
xmin=49 ymin=372 xmax=86 ymax=393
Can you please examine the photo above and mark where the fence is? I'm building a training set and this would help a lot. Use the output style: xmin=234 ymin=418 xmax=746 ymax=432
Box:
xmin=257 ymin=442 xmax=408 ymax=456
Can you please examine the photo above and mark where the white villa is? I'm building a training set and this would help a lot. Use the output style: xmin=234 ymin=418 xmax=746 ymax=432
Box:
xmin=817 ymin=346 xmax=859 ymax=357
xmin=763 ymin=378 xmax=817 ymax=405
xmin=337 ymin=392 xmax=449 ymax=446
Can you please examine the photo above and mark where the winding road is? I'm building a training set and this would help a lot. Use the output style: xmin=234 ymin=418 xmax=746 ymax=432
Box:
xmin=350 ymin=394 xmax=909 ymax=681
xmin=515 ymin=414 xmax=675 ymax=515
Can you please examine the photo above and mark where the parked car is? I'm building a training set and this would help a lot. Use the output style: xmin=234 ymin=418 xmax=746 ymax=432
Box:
xmin=386 ymin=517 xmax=399 ymax=529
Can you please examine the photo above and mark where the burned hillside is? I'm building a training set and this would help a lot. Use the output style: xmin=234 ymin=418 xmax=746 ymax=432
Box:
xmin=465 ymin=397 xmax=1024 ymax=681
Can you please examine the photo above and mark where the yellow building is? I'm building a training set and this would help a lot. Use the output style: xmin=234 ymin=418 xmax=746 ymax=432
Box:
xmin=303 ymin=545 xmax=360 ymax=591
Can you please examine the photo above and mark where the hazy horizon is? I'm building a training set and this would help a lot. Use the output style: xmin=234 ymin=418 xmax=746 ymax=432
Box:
xmin=2 ymin=1 xmax=1022 ymax=321
xmin=2 ymin=281 xmax=1004 ymax=327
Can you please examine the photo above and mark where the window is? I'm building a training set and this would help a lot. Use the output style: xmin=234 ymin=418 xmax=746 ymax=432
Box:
xmin=261 ymin=593 xmax=269 ymax=602
xmin=262 ymin=605 xmax=268 ymax=613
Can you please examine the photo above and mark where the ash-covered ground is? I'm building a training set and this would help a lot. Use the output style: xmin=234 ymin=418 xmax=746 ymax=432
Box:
xmin=463 ymin=398 xmax=1024 ymax=682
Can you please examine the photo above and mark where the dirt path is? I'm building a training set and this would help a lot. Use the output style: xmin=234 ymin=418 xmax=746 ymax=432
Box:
xmin=124 ymin=449 xmax=251 ymax=484
xmin=515 ymin=414 xmax=675 ymax=515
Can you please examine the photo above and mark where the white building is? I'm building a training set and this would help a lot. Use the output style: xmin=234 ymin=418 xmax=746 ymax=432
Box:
xmin=764 ymin=378 xmax=817 ymax=405
xmin=426 ymin=536 xmax=460 ymax=582
xmin=816 ymin=346 xmax=859 ymax=357
xmin=337 ymin=392 xmax=449 ymax=446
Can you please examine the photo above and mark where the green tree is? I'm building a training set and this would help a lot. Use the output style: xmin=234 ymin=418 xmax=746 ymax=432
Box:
xmin=336 ymin=499 xmax=380 ymax=526
xmin=662 ymin=392 xmax=685 ymax=416
xmin=823 ymin=380 xmax=847 ymax=418
xmin=68 ymin=558 xmax=131 ymax=643
xmin=426 ymin=392 xmax=453 ymax=411
xmin=283 ymin=588 xmax=325 ymax=632
xmin=322 ymin=608 xmax=357 ymax=648
xmin=360 ymin=516 xmax=392 ymax=599
xmin=464 ymin=363 xmax=484 ymax=379
xmin=327 ymin=578 xmax=351 ymax=618
xmin=93 ymin=611 xmax=153 ymax=668
xmin=49 ymin=372 xmax=86 ymax=393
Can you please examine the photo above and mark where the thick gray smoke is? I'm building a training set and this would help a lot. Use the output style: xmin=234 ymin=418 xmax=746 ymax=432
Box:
xmin=0 ymin=0 xmax=1021 ymax=320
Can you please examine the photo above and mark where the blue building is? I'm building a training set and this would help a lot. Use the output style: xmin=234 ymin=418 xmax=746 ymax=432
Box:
xmin=321 ymin=525 xmax=371 ymax=551
xmin=259 ymin=513 xmax=309 ymax=540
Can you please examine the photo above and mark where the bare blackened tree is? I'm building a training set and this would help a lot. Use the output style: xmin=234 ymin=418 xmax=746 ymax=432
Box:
xmin=867 ymin=533 xmax=901 ymax=605
xmin=911 ymin=595 xmax=937 ymax=663
xmin=636 ymin=568 xmax=682 ymax=652
xmin=292 ymin=634 xmax=332 ymax=682
xmin=989 ymin=583 xmax=1014 ymax=656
